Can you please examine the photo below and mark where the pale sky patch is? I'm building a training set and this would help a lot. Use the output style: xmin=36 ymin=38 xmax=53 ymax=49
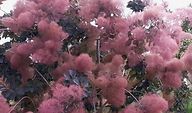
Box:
xmin=155 ymin=0 xmax=192 ymax=10
xmin=0 ymin=0 xmax=17 ymax=16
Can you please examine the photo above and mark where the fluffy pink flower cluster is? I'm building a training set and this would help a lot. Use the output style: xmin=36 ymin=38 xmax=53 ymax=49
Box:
xmin=79 ymin=0 xmax=121 ymax=21
xmin=52 ymin=53 xmax=95 ymax=78
xmin=4 ymin=19 xmax=68 ymax=81
xmin=140 ymin=94 xmax=168 ymax=113
xmin=37 ymin=0 xmax=69 ymax=19
xmin=98 ymin=55 xmax=124 ymax=75
xmin=38 ymin=20 xmax=68 ymax=41
xmin=2 ymin=0 xmax=192 ymax=112
xmin=160 ymin=72 xmax=182 ymax=88
xmin=5 ymin=43 xmax=35 ymax=83
xmin=1 ymin=0 xmax=70 ymax=33
xmin=161 ymin=58 xmax=184 ymax=88
xmin=75 ymin=53 xmax=95 ymax=73
xmin=91 ymin=55 xmax=127 ymax=107
xmin=181 ymin=45 xmax=192 ymax=70
xmin=0 ymin=96 xmax=11 ymax=113
xmin=123 ymin=94 xmax=168 ymax=113
xmin=38 ymin=83 xmax=85 ymax=113
xmin=94 ymin=75 xmax=127 ymax=107
xmin=31 ymin=20 xmax=68 ymax=64
xmin=1 ymin=0 xmax=69 ymax=81
xmin=180 ymin=45 xmax=192 ymax=81
xmin=123 ymin=104 xmax=143 ymax=113
xmin=4 ymin=20 xmax=68 ymax=82
xmin=123 ymin=3 xmax=192 ymax=88
xmin=132 ymin=27 xmax=145 ymax=40
xmin=110 ymin=33 xmax=129 ymax=55
xmin=170 ymin=7 xmax=192 ymax=26
xmin=1 ymin=0 xmax=38 ymax=33
xmin=145 ymin=54 xmax=165 ymax=78
xmin=2 ymin=11 xmax=35 ymax=33
xmin=145 ymin=53 xmax=184 ymax=88
xmin=142 ymin=5 xmax=164 ymax=23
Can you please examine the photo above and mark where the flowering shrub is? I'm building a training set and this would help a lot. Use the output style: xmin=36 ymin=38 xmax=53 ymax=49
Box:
xmin=0 ymin=0 xmax=192 ymax=112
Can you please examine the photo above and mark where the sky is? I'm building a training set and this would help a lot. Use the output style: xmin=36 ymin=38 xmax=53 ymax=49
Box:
xmin=0 ymin=0 xmax=192 ymax=44
xmin=0 ymin=0 xmax=17 ymax=16
xmin=156 ymin=0 xmax=192 ymax=9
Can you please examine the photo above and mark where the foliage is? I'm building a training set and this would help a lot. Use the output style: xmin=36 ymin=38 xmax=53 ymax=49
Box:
xmin=0 ymin=0 xmax=192 ymax=113
xmin=127 ymin=0 xmax=145 ymax=12
xmin=185 ymin=97 xmax=192 ymax=113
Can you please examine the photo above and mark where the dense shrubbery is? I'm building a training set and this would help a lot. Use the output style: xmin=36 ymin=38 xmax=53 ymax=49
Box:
xmin=0 ymin=0 xmax=192 ymax=113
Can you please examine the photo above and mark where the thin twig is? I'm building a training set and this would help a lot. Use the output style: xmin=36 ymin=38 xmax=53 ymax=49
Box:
xmin=35 ymin=68 xmax=51 ymax=87
xmin=158 ymin=78 xmax=163 ymax=86
xmin=8 ymin=96 xmax=35 ymax=113
xmin=125 ymin=89 xmax=139 ymax=103
xmin=0 ymin=8 xmax=16 ymax=21
xmin=0 ymin=28 xmax=7 ymax=31
xmin=96 ymin=38 xmax=101 ymax=64
xmin=0 ymin=9 xmax=11 ymax=16
xmin=184 ymin=74 xmax=192 ymax=85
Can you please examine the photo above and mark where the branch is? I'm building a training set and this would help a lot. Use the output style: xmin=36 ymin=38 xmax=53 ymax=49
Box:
xmin=96 ymin=38 xmax=101 ymax=64
xmin=8 ymin=96 xmax=35 ymax=113
xmin=35 ymin=68 xmax=51 ymax=87
xmin=125 ymin=89 xmax=139 ymax=103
